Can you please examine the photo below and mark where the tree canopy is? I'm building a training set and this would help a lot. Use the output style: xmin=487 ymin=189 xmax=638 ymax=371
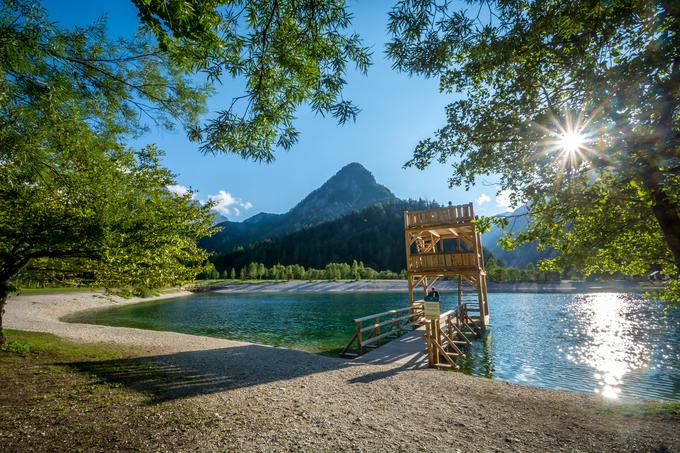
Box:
xmin=386 ymin=0 xmax=680 ymax=302
xmin=132 ymin=0 xmax=372 ymax=162
xmin=0 ymin=1 xmax=215 ymax=342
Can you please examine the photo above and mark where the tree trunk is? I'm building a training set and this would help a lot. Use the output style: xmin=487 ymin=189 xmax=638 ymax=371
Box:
xmin=642 ymin=168 xmax=680 ymax=274
xmin=0 ymin=281 xmax=8 ymax=345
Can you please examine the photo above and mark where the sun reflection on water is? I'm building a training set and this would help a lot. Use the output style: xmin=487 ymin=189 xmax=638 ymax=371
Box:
xmin=566 ymin=293 xmax=652 ymax=399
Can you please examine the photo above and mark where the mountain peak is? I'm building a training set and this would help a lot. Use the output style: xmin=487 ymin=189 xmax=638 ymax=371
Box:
xmin=202 ymin=162 xmax=398 ymax=252
xmin=287 ymin=163 xmax=396 ymax=225
xmin=328 ymin=162 xmax=376 ymax=184
xmin=337 ymin=161 xmax=370 ymax=174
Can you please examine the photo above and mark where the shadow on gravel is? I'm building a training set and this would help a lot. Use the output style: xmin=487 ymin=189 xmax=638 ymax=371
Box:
xmin=66 ymin=345 xmax=349 ymax=403
xmin=347 ymin=353 xmax=425 ymax=385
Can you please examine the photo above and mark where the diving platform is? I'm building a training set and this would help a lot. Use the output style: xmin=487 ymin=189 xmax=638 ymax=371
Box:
xmin=404 ymin=203 xmax=490 ymax=327
xmin=340 ymin=203 xmax=490 ymax=370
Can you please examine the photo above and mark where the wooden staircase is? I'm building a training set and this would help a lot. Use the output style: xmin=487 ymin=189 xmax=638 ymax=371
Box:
xmin=424 ymin=303 xmax=481 ymax=369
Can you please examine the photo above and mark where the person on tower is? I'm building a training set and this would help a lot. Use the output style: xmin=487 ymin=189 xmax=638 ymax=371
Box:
xmin=425 ymin=287 xmax=440 ymax=301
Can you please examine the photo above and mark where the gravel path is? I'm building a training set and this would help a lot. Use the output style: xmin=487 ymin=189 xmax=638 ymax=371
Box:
xmin=5 ymin=291 xmax=679 ymax=452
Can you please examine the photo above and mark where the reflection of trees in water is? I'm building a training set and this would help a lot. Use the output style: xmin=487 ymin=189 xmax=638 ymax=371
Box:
xmin=456 ymin=330 xmax=494 ymax=378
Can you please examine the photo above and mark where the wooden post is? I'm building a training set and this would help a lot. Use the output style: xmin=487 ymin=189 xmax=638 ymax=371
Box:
xmin=447 ymin=314 xmax=453 ymax=347
xmin=375 ymin=315 xmax=381 ymax=346
xmin=407 ymin=275 xmax=414 ymax=306
xmin=404 ymin=212 xmax=413 ymax=306
xmin=437 ymin=318 xmax=442 ymax=355
xmin=357 ymin=320 xmax=363 ymax=356
xmin=476 ymin=272 xmax=485 ymax=327
xmin=457 ymin=275 xmax=463 ymax=308
xmin=425 ymin=321 xmax=434 ymax=367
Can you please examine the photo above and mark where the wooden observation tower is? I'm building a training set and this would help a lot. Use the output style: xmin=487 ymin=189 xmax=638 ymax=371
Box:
xmin=404 ymin=203 xmax=490 ymax=327
xmin=340 ymin=202 xmax=490 ymax=362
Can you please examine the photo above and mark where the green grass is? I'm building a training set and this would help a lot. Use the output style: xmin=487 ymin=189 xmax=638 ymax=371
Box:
xmin=605 ymin=401 xmax=680 ymax=418
xmin=2 ymin=329 xmax=126 ymax=361
xmin=0 ymin=329 xmax=211 ymax=451
xmin=14 ymin=286 xmax=98 ymax=295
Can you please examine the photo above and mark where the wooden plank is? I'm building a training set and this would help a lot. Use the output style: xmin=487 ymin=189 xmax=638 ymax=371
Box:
xmin=361 ymin=328 xmax=406 ymax=347
xmin=340 ymin=331 xmax=358 ymax=356
xmin=361 ymin=313 xmax=415 ymax=332
xmin=353 ymin=306 xmax=415 ymax=323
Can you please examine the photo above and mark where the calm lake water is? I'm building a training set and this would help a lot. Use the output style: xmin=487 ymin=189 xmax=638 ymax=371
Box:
xmin=67 ymin=291 xmax=680 ymax=401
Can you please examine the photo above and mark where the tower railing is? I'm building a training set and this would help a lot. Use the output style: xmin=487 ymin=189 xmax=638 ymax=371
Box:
xmin=404 ymin=204 xmax=474 ymax=229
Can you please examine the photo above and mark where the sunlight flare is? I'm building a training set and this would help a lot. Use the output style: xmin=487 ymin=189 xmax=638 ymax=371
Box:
xmin=559 ymin=131 xmax=586 ymax=155
xmin=538 ymin=112 xmax=597 ymax=171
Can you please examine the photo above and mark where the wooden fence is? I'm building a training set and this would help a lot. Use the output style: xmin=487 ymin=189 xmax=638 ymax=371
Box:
xmin=340 ymin=302 xmax=424 ymax=357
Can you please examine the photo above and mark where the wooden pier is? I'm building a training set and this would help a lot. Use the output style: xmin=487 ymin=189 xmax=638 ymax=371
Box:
xmin=340 ymin=303 xmax=424 ymax=357
xmin=341 ymin=203 xmax=489 ymax=370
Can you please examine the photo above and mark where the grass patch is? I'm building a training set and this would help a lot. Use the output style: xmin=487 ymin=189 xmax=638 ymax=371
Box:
xmin=14 ymin=286 xmax=97 ymax=295
xmin=0 ymin=340 xmax=32 ymax=355
xmin=2 ymin=329 xmax=125 ymax=361
xmin=0 ymin=329 xmax=212 ymax=451
xmin=608 ymin=401 xmax=680 ymax=418
xmin=584 ymin=399 xmax=680 ymax=424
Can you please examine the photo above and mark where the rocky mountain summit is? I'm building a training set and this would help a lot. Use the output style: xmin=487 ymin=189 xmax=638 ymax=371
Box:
xmin=201 ymin=163 xmax=397 ymax=252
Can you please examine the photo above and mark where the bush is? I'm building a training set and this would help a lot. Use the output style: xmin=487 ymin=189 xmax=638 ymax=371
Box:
xmin=133 ymin=287 xmax=159 ymax=298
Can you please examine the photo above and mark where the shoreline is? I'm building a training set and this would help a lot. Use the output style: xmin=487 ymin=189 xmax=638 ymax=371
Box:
xmin=5 ymin=290 xmax=251 ymax=355
xmin=196 ymin=278 xmax=650 ymax=294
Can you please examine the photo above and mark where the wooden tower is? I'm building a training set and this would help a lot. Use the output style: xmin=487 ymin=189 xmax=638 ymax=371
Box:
xmin=404 ymin=203 xmax=490 ymax=327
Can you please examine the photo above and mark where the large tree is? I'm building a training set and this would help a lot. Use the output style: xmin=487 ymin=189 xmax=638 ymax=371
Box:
xmin=386 ymin=0 xmax=680 ymax=302
xmin=0 ymin=1 xmax=214 ymax=343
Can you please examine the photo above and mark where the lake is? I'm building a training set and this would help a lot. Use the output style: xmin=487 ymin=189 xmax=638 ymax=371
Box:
xmin=66 ymin=291 xmax=680 ymax=401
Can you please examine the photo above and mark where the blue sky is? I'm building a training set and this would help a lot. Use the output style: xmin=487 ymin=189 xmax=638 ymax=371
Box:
xmin=43 ymin=0 xmax=509 ymax=220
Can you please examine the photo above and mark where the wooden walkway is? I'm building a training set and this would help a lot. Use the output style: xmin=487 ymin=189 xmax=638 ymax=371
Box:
xmin=358 ymin=326 xmax=428 ymax=367
xmin=342 ymin=302 xmax=484 ymax=370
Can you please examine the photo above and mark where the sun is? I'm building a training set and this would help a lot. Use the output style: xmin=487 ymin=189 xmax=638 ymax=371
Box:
xmin=559 ymin=131 xmax=585 ymax=154
xmin=538 ymin=113 xmax=594 ymax=171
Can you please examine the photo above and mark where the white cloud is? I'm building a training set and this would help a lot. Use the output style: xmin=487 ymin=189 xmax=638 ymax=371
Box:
xmin=166 ymin=184 xmax=191 ymax=197
xmin=208 ymin=190 xmax=253 ymax=217
xmin=476 ymin=193 xmax=491 ymax=205
xmin=495 ymin=189 xmax=514 ymax=210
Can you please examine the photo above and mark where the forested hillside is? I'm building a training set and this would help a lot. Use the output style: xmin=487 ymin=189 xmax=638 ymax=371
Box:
xmin=210 ymin=199 xmax=511 ymax=274
xmin=484 ymin=205 xmax=554 ymax=267
xmin=212 ymin=200 xmax=439 ymax=272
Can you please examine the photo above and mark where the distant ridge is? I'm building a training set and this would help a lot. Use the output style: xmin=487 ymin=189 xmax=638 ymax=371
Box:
xmin=483 ymin=205 xmax=553 ymax=267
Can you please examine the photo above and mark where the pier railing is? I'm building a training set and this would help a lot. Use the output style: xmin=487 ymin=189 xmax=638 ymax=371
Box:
xmin=404 ymin=204 xmax=474 ymax=229
xmin=340 ymin=302 xmax=424 ymax=357
xmin=408 ymin=251 xmax=480 ymax=272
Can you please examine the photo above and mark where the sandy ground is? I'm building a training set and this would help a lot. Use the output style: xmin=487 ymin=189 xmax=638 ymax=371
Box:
xmin=5 ymin=291 xmax=679 ymax=452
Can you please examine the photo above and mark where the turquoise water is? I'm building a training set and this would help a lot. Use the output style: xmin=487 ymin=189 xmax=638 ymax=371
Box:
xmin=67 ymin=291 xmax=680 ymax=401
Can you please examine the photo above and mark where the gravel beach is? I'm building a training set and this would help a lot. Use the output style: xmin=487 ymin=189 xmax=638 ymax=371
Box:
xmin=5 ymin=290 xmax=679 ymax=452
